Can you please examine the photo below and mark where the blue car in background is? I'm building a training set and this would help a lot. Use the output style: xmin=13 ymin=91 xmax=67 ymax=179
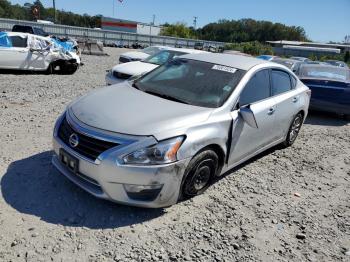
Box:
xmin=256 ymin=55 xmax=276 ymax=61
xmin=298 ymin=64 xmax=350 ymax=116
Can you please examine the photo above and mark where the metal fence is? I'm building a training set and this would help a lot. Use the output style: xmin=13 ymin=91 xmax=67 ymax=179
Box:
xmin=0 ymin=18 xmax=225 ymax=48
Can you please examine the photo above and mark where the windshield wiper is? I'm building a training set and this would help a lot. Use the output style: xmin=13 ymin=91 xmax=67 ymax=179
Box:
xmin=143 ymin=61 xmax=160 ymax=65
xmin=144 ymin=90 xmax=189 ymax=104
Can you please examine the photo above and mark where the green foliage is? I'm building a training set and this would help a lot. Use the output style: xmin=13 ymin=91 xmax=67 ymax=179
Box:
xmin=224 ymin=41 xmax=273 ymax=56
xmin=317 ymin=54 xmax=345 ymax=62
xmin=160 ymin=22 xmax=196 ymax=39
xmin=308 ymin=54 xmax=318 ymax=61
xmin=198 ymin=19 xmax=309 ymax=43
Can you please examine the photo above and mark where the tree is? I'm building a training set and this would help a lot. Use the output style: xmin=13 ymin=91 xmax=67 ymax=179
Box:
xmin=161 ymin=22 xmax=196 ymax=39
xmin=198 ymin=19 xmax=309 ymax=43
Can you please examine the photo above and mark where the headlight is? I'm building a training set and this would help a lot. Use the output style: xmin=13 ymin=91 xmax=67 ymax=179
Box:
xmin=123 ymin=136 xmax=184 ymax=165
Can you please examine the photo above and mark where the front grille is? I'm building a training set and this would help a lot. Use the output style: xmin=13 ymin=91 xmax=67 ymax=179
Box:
xmin=58 ymin=116 xmax=119 ymax=161
xmin=113 ymin=71 xmax=132 ymax=80
xmin=119 ymin=56 xmax=131 ymax=63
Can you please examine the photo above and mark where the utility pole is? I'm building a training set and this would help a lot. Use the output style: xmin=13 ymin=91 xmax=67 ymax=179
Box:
xmin=149 ymin=14 xmax=155 ymax=45
xmin=52 ymin=0 xmax=56 ymax=23
xmin=113 ymin=0 xmax=115 ymax=17
xmin=193 ymin=16 xmax=198 ymax=30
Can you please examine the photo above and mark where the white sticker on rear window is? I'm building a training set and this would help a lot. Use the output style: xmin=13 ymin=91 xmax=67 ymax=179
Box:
xmin=212 ymin=65 xmax=237 ymax=74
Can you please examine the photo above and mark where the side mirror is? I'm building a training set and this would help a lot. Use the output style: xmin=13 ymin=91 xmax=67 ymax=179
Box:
xmin=239 ymin=106 xmax=258 ymax=128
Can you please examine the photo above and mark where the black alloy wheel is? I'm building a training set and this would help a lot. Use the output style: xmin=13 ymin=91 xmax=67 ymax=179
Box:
xmin=180 ymin=150 xmax=219 ymax=199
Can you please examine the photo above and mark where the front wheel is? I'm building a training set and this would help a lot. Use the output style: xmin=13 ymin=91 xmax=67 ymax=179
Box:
xmin=180 ymin=150 xmax=219 ymax=200
xmin=282 ymin=112 xmax=303 ymax=148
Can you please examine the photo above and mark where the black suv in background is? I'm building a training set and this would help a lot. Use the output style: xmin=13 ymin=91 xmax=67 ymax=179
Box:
xmin=12 ymin=25 xmax=49 ymax=37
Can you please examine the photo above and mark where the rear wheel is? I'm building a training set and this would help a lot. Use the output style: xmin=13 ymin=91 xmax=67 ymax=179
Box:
xmin=180 ymin=150 xmax=219 ymax=200
xmin=282 ymin=112 xmax=303 ymax=147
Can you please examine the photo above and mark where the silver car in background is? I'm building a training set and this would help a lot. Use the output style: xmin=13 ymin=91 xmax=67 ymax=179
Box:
xmin=52 ymin=53 xmax=310 ymax=208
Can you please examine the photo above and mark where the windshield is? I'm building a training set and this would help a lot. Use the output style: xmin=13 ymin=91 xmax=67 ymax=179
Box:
xmin=299 ymin=65 xmax=350 ymax=82
xmin=142 ymin=46 xmax=162 ymax=55
xmin=143 ymin=50 xmax=186 ymax=65
xmin=34 ymin=28 xmax=49 ymax=37
xmin=134 ymin=59 xmax=246 ymax=108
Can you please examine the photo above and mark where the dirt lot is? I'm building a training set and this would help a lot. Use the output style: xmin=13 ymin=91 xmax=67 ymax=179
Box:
xmin=0 ymin=48 xmax=349 ymax=262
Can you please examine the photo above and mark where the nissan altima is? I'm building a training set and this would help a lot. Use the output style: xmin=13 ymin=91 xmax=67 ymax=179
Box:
xmin=52 ymin=53 xmax=310 ymax=208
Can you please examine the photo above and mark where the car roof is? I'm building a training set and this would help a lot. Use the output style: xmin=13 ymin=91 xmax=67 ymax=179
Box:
xmin=180 ymin=53 xmax=268 ymax=70
xmin=155 ymin=46 xmax=206 ymax=54
xmin=272 ymin=57 xmax=297 ymax=62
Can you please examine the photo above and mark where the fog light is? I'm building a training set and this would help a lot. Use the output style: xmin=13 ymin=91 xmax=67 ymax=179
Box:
xmin=123 ymin=184 xmax=163 ymax=201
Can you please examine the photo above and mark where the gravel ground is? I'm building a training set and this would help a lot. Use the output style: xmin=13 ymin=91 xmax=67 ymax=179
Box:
xmin=0 ymin=47 xmax=349 ymax=262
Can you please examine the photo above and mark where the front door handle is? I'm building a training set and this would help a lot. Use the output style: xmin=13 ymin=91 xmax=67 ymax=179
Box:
xmin=292 ymin=97 xmax=299 ymax=103
xmin=267 ymin=108 xmax=275 ymax=115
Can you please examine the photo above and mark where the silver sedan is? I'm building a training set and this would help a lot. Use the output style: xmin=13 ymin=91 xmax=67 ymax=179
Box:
xmin=52 ymin=53 xmax=310 ymax=208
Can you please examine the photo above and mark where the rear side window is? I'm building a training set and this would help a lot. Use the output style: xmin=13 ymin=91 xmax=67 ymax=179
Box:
xmin=13 ymin=25 xmax=33 ymax=34
xmin=240 ymin=69 xmax=271 ymax=106
xmin=272 ymin=70 xmax=292 ymax=95
xmin=9 ymin=36 xmax=28 ymax=48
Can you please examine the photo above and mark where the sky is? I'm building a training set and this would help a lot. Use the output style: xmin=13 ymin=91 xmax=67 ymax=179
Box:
xmin=9 ymin=0 xmax=350 ymax=43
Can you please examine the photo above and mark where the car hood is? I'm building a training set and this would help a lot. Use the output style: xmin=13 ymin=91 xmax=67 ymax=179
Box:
xmin=112 ymin=61 xmax=158 ymax=76
xmin=70 ymin=83 xmax=213 ymax=136
xmin=120 ymin=51 xmax=150 ymax=60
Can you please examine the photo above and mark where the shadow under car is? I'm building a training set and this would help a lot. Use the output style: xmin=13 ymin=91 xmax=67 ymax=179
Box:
xmin=1 ymin=151 xmax=164 ymax=229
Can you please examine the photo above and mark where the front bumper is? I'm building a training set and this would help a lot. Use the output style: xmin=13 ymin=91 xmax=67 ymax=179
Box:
xmin=52 ymin=114 xmax=190 ymax=208
xmin=105 ymin=72 xmax=125 ymax=86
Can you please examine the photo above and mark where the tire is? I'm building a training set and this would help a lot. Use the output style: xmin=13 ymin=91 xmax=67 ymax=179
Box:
xmin=343 ymin=114 xmax=350 ymax=121
xmin=45 ymin=63 xmax=53 ymax=75
xmin=61 ymin=63 xmax=78 ymax=75
xmin=282 ymin=112 xmax=303 ymax=148
xmin=179 ymin=150 xmax=219 ymax=200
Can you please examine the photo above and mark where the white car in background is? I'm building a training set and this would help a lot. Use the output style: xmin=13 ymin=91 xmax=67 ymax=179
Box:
xmin=118 ymin=45 xmax=169 ymax=63
xmin=106 ymin=47 xmax=206 ymax=85
xmin=0 ymin=32 xmax=79 ymax=74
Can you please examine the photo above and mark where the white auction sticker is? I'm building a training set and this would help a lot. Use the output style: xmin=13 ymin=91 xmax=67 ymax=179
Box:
xmin=212 ymin=65 xmax=237 ymax=73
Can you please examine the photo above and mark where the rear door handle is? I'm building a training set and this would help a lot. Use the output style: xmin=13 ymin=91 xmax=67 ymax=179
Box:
xmin=267 ymin=108 xmax=275 ymax=115
xmin=292 ymin=97 xmax=299 ymax=103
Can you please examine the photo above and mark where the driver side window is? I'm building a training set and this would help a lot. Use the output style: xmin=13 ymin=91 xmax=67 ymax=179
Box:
xmin=239 ymin=69 xmax=271 ymax=106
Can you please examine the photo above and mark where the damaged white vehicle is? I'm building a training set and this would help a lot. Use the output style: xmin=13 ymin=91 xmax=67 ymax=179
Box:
xmin=0 ymin=32 xmax=79 ymax=74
